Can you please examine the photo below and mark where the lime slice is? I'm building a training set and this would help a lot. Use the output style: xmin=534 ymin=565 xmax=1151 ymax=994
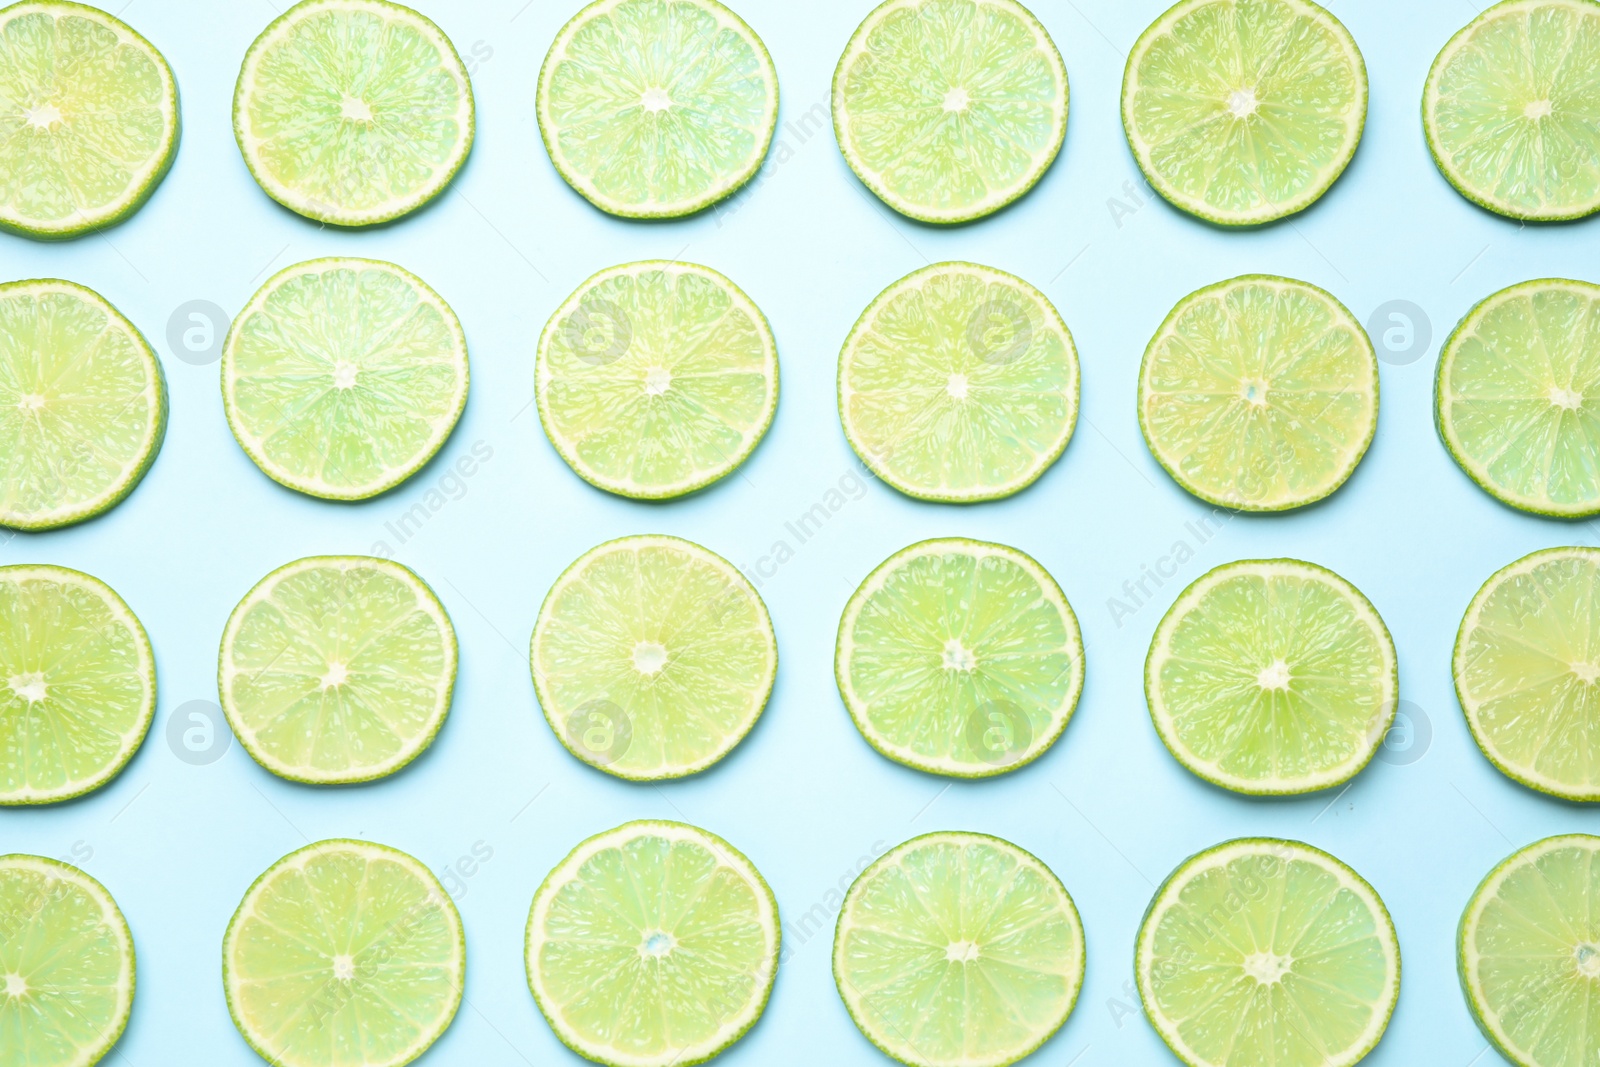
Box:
xmin=1139 ymin=274 xmax=1378 ymax=511
xmin=536 ymin=261 xmax=777 ymax=499
xmin=1425 ymin=0 xmax=1600 ymax=221
xmin=839 ymin=263 xmax=1078 ymax=502
xmin=1123 ymin=0 xmax=1367 ymax=226
xmin=531 ymin=535 xmax=775 ymax=781
xmin=219 ymin=556 xmax=456 ymax=784
xmin=0 ymin=2 xmax=178 ymax=238
xmin=222 ymin=258 xmax=469 ymax=501
xmin=1146 ymin=559 xmax=1397 ymax=795
xmin=1455 ymin=548 xmax=1600 ymax=800
xmin=0 ymin=855 xmax=134 ymax=1067
xmin=1436 ymin=279 xmax=1600 ymax=517
xmin=833 ymin=0 xmax=1067 ymax=223
xmin=836 ymin=538 xmax=1083 ymax=778
xmin=1137 ymin=838 xmax=1400 ymax=1067
xmin=224 ymin=839 xmax=464 ymax=1067
xmin=526 ymin=820 xmax=779 ymax=1067
xmin=234 ymin=0 xmax=474 ymax=226
xmin=1460 ymin=834 xmax=1600 ymax=1067
xmin=0 ymin=279 xmax=167 ymax=530
xmin=0 ymin=565 xmax=154 ymax=805
xmin=833 ymin=832 xmax=1084 ymax=1067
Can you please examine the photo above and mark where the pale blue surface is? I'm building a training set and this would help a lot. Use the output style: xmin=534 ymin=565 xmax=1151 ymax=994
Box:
xmin=2 ymin=1 xmax=1594 ymax=1064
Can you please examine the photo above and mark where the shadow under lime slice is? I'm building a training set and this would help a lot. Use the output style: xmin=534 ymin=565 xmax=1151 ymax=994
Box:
xmin=836 ymin=538 xmax=1083 ymax=778
xmin=223 ymin=839 xmax=464 ymax=1067
xmin=219 ymin=556 xmax=456 ymax=785
xmin=222 ymin=258 xmax=468 ymax=501
xmin=537 ymin=0 xmax=778 ymax=218
xmin=833 ymin=832 xmax=1084 ymax=1067
xmin=0 ymin=2 xmax=179 ymax=238
xmin=526 ymin=820 xmax=779 ymax=1067
xmin=1425 ymin=0 xmax=1600 ymax=221
xmin=0 ymin=279 xmax=167 ymax=530
xmin=1137 ymin=838 xmax=1400 ymax=1067
xmin=1139 ymin=274 xmax=1378 ymax=511
xmin=234 ymin=0 xmax=474 ymax=226
xmin=1437 ymin=279 xmax=1600 ymax=517
xmin=0 ymin=855 xmax=134 ymax=1067
xmin=833 ymin=0 xmax=1067 ymax=223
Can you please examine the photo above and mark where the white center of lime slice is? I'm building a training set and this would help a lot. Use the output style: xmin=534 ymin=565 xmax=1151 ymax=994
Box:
xmin=1574 ymin=662 xmax=1600 ymax=684
xmin=1526 ymin=98 xmax=1553 ymax=119
xmin=1550 ymin=385 xmax=1583 ymax=409
xmin=8 ymin=673 xmax=46 ymax=702
xmin=642 ymin=931 xmax=674 ymax=957
xmin=1579 ymin=944 xmax=1600 ymax=978
xmin=18 ymin=393 xmax=44 ymax=410
xmin=1226 ymin=88 xmax=1257 ymax=118
xmin=941 ymin=638 xmax=977 ymax=672
xmin=632 ymin=641 xmax=668 ymax=675
xmin=332 ymin=954 xmax=355 ymax=980
xmin=945 ymin=939 xmax=980 ymax=963
xmin=946 ymin=372 xmax=969 ymax=400
xmin=25 ymin=103 xmax=61 ymax=130
xmin=1242 ymin=952 xmax=1291 ymax=984
xmin=1256 ymin=659 xmax=1291 ymax=690
xmin=641 ymin=87 xmax=672 ymax=113
xmin=942 ymin=87 xmax=969 ymax=112
xmin=4 ymin=973 xmax=25 ymax=996
xmin=643 ymin=366 xmax=672 ymax=395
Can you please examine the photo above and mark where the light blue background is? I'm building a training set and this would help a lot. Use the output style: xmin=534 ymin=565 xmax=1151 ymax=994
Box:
xmin=3 ymin=0 xmax=1595 ymax=1063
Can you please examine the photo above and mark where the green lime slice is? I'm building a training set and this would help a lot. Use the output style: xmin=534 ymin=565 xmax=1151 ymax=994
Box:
xmin=1123 ymin=0 xmax=1367 ymax=226
xmin=224 ymin=839 xmax=464 ymax=1067
xmin=0 ymin=855 xmax=134 ymax=1067
xmin=537 ymin=0 xmax=778 ymax=218
xmin=1436 ymin=279 xmax=1600 ymax=517
xmin=0 ymin=2 xmax=179 ymax=239
xmin=839 ymin=263 xmax=1078 ymax=502
xmin=222 ymin=258 xmax=469 ymax=501
xmin=0 ymin=279 xmax=167 ymax=530
xmin=1137 ymin=838 xmax=1400 ymax=1067
xmin=530 ymin=535 xmax=776 ymax=781
xmin=536 ymin=261 xmax=778 ymax=499
xmin=1425 ymin=0 xmax=1600 ymax=221
xmin=1455 ymin=548 xmax=1600 ymax=801
xmin=219 ymin=556 xmax=456 ymax=785
xmin=836 ymin=538 xmax=1083 ymax=778
xmin=0 ymin=565 xmax=154 ymax=805
xmin=526 ymin=820 xmax=779 ymax=1067
xmin=1460 ymin=834 xmax=1600 ymax=1067
xmin=833 ymin=0 xmax=1067 ymax=224
xmin=833 ymin=832 xmax=1084 ymax=1067
xmin=1146 ymin=559 xmax=1397 ymax=796
xmin=234 ymin=0 xmax=474 ymax=226
xmin=1139 ymin=274 xmax=1378 ymax=511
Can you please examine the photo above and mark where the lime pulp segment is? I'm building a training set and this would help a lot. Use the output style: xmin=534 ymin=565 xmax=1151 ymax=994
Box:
xmin=839 ymin=262 xmax=1079 ymax=502
xmin=234 ymin=0 xmax=474 ymax=225
xmin=222 ymin=258 xmax=469 ymax=501
xmin=219 ymin=556 xmax=457 ymax=784
xmin=531 ymin=535 xmax=776 ymax=780
xmin=526 ymin=820 xmax=779 ymax=1067
xmin=537 ymin=261 xmax=778 ymax=499
xmin=833 ymin=832 xmax=1084 ymax=1067
xmin=833 ymin=0 xmax=1068 ymax=223
xmin=537 ymin=0 xmax=778 ymax=218
xmin=1139 ymin=274 xmax=1378 ymax=510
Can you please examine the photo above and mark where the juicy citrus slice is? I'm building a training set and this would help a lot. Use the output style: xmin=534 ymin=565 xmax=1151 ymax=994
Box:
xmin=530 ymin=535 xmax=776 ymax=781
xmin=0 ymin=279 xmax=166 ymax=530
xmin=833 ymin=832 xmax=1084 ymax=1067
xmin=1455 ymin=548 xmax=1600 ymax=800
xmin=1139 ymin=274 xmax=1378 ymax=511
xmin=0 ymin=2 xmax=178 ymax=238
xmin=1425 ymin=0 xmax=1600 ymax=221
xmin=836 ymin=538 xmax=1083 ymax=778
xmin=1460 ymin=834 xmax=1600 ymax=1067
xmin=234 ymin=0 xmax=474 ymax=226
xmin=1146 ymin=559 xmax=1397 ymax=795
xmin=536 ymin=261 xmax=777 ymax=499
xmin=537 ymin=0 xmax=778 ymax=218
xmin=219 ymin=556 xmax=456 ymax=785
xmin=833 ymin=0 xmax=1067 ymax=223
xmin=526 ymin=820 xmax=778 ymax=1067
xmin=222 ymin=258 xmax=468 ymax=501
xmin=0 ymin=565 xmax=154 ymax=805
xmin=0 ymin=855 xmax=134 ymax=1067
xmin=1123 ymin=0 xmax=1367 ymax=226
xmin=224 ymin=839 xmax=464 ymax=1067
xmin=1436 ymin=279 xmax=1600 ymax=517
xmin=839 ymin=262 xmax=1078 ymax=502
xmin=1137 ymin=838 xmax=1400 ymax=1067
